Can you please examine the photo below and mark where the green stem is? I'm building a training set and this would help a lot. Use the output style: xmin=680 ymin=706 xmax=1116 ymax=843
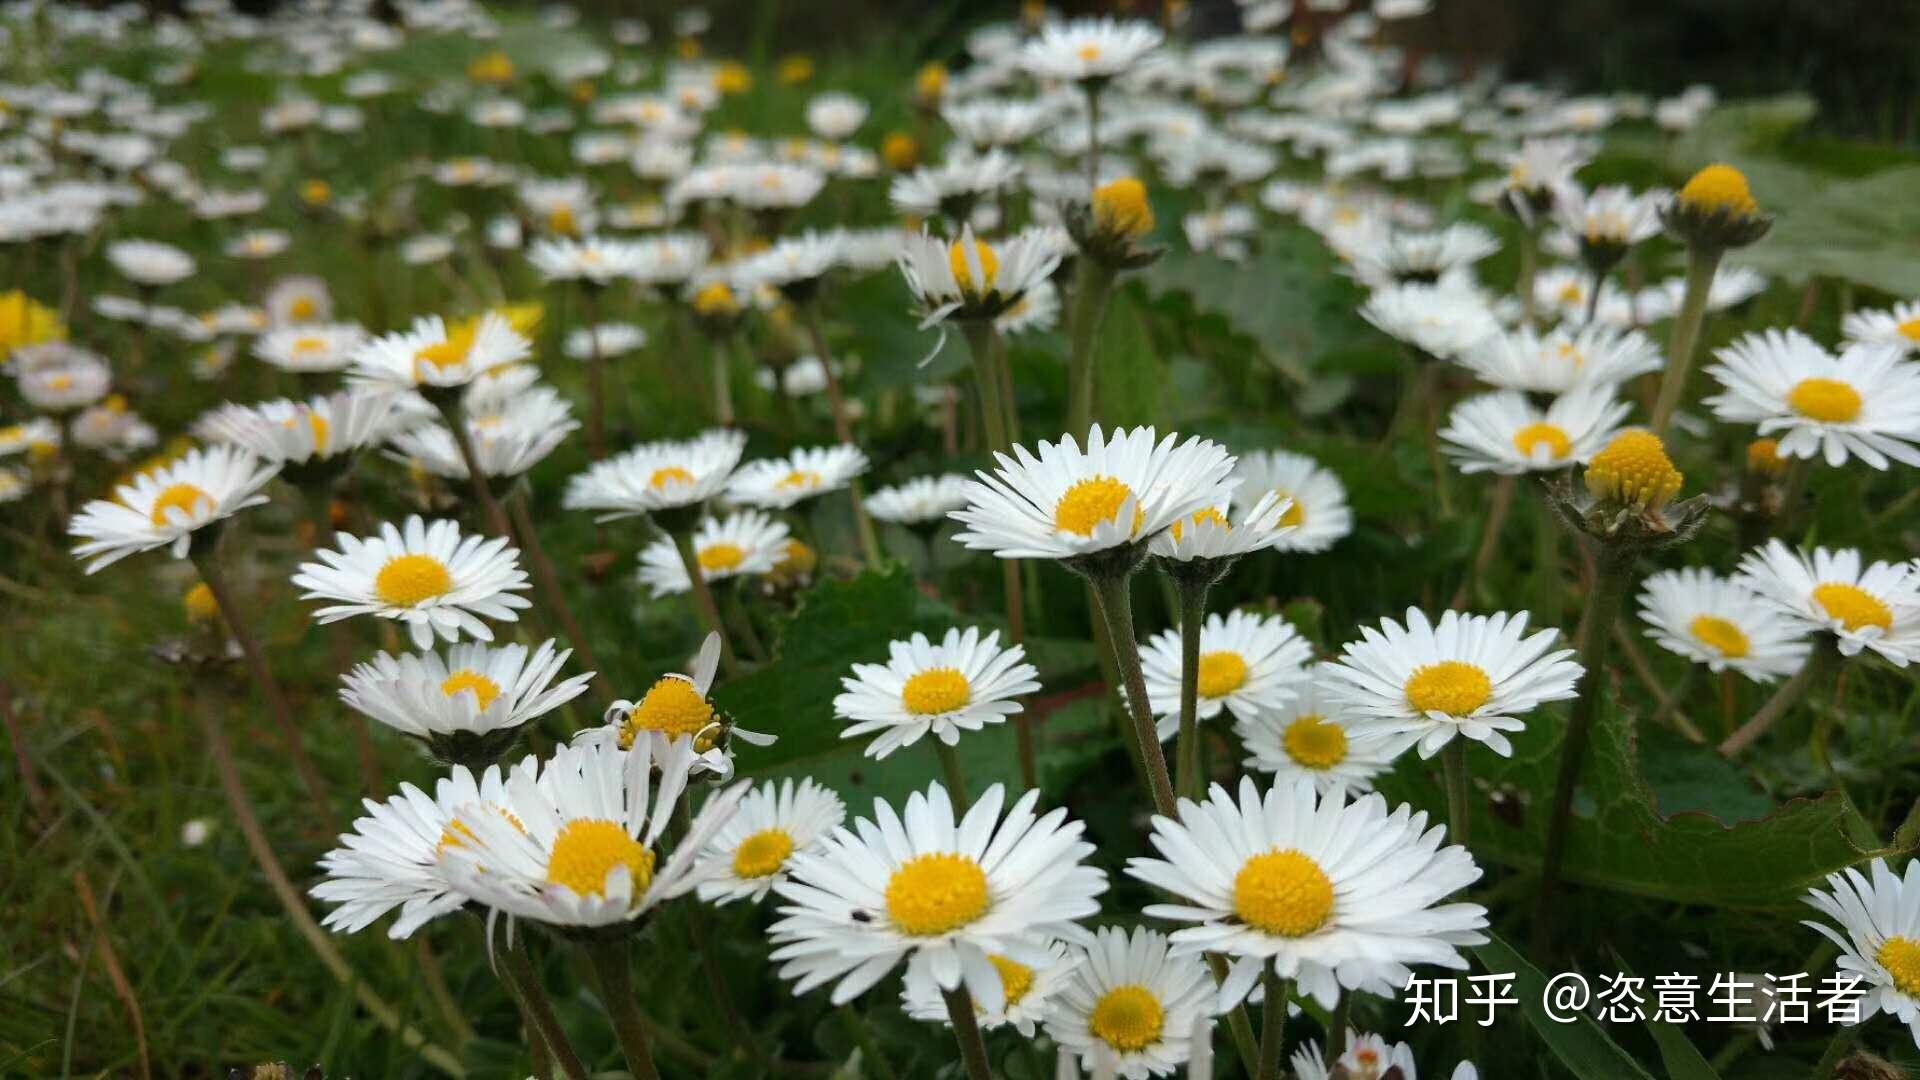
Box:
xmin=1175 ymin=576 xmax=1209 ymax=801
xmin=1649 ymin=246 xmax=1723 ymax=436
xmin=934 ymin=739 xmax=968 ymax=810
xmin=722 ymin=580 xmax=769 ymax=661
xmin=1810 ymin=1023 xmax=1859 ymax=1078
xmin=1516 ymin=228 xmax=1539 ymax=328
xmin=501 ymin=933 xmax=588 ymax=1080
xmin=1082 ymin=85 xmax=1102 ymax=197
xmin=838 ymin=1006 xmax=899 ymax=1080
xmin=1088 ymin=568 xmax=1178 ymax=817
xmin=1530 ymin=490 xmax=1563 ymax=628
xmin=1776 ymin=455 xmax=1813 ymax=535
xmin=961 ymin=319 xmax=1010 ymax=451
xmin=710 ymin=335 xmax=735 ymax=427
xmin=1718 ymin=637 xmax=1837 ymax=757
xmin=1441 ymin=739 xmax=1471 ymax=845
xmin=580 ymin=285 xmax=606 ymax=459
xmin=1535 ymin=544 xmax=1637 ymax=953
xmin=1065 ymin=258 xmax=1117 ymax=435
xmin=1419 ymin=361 xmax=1453 ymax=517
xmin=672 ymin=529 xmax=739 ymax=676
xmin=1256 ymin=969 xmax=1290 ymax=1080
xmin=1451 ymin=474 xmax=1516 ymax=610
xmin=1204 ymin=955 xmax=1262 ymax=1075
xmin=585 ymin=942 xmax=663 ymax=1080
xmin=940 ymin=985 xmax=994 ymax=1080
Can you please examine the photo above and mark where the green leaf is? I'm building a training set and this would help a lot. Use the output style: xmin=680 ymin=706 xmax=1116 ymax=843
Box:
xmin=1612 ymin=952 xmax=1721 ymax=1080
xmin=1091 ymin=287 xmax=1167 ymax=429
xmin=1472 ymin=932 xmax=1657 ymax=1080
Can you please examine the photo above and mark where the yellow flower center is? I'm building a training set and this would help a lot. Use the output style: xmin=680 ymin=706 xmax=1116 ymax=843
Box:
xmin=885 ymin=852 xmax=989 ymax=936
xmin=1077 ymin=43 xmax=1103 ymax=62
xmin=1168 ymin=507 xmax=1229 ymax=542
xmin=547 ymin=206 xmax=578 ymax=236
xmin=1747 ymin=438 xmax=1786 ymax=476
xmin=184 ymin=582 xmax=220 ymax=624
xmin=776 ymin=469 xmax=822 ymax=491
xmin=1787 ymin=378 xmax=1862 ymax=424
xmin=1404 ymin=660 xmax=1493 ymax=717
xmin=300 ymin=181 xmax=330 ymax=208
xmin=374 ymin=553 xmax=454 ymax=608
xmin=1678 ymin=163 xmax=1759 ymax=218
xmin=1512 ymin=422 xmax=1572 ymax=461
xmin=1195 ymin=650 xmax=1249 ymax=698
xmin=693 ymin=282 xmax=740 ymax=318
xmin=1813 ymin=583 xmax=1893 ymax=633
xmin=1234 ymin=848 xmax=1335 ymax=936
xmin=649 ymin=465 xmax=695 ymax=490
xmin=1265 ymin=489 xmax=1306 ymax=528
xmin=901 ymin=667 xmax=972 ymax=715
xmin=545 ymin=818 xmax=655 ymax=899
xmin=989 ymin=955 xmax=1035 ymax=1008
xmin=1052 ymin=475 xmax=1142 ymax=537
xmin=1687 ymin=615 xmax=1751 ymax=659
xmin=1585 ymin=430 xmax=1684 ymax=510
xmin=292 ymin=335 xmax=326 ymax=355
xmin=47 ymin=374 xmax=72 ymax=390
xmin=628 ymin=676 xmax=715 ymax=738
xmin=1283 ymin=714 xmax=1348 ymax=770
xmin=413 ymin=326 xmax=478 ymax=378
xmin=1090 ymin=984 xmax=1164 ymax=1052
xmin=774 ymin=539 xmax=817 ymax=577
xmin=948 ymin=239 xmax=1000 ymax=296
xmin=441 ymin=669 xmax=503 ymax=711
xmin=1897 ymin=318 xmax=1920 ymax=343
xmin=1878 ymin=937 xmax=1920 ymax=996
xmin=1092 ymin=177 xmax=1154 ymax=240
xmin=698 ymin=542 xmax=746 ymax=574
xmin=1557 ymin=283 xmax=1585 ymax=305
xmin=150 ymin=483 xmax=213 ymax=527
xmin=732 ymin=828 xmax=795 ymax=878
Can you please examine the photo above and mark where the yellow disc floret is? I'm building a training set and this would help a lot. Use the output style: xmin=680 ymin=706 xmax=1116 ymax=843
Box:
xmin=1898 ymin=318 xmax=1920 ymax=344
xmin=885 ymin=852 xmax=989 ymax=936
xmin=1688 ymin=615 xmax=1751 ymax=659
xmin=698 ymin=542 xmax=747 ymax=574
xmin=692 ymin=282 xmax=741 ymax=318
xmin=1090 ymin=985 xmax=1164 ymax=1052
xmin=901 ymin=668 xmax=972 ymax=715
xmin=649 ymin=466 xmax=696 ymax=491
xmin=1678 ymin=163 xmax=1759 ymax=218
xmin=627 ymin=676 xmax=715 ymax=739
xmin=374 ymin=554 xmax=453 ymax=608
xmin=1878 ymin=937 xmax=1920 ymax=996
xmin=1405 ymin=661 xmax=1493 ymax=717
xmin=1093 ymin=177 xmax=1155 ymax=240
xmin=441 ymin=669 xmax=503 ymax=711
xmin=732 ymin=828 xmax=795 ymax=878
xmin=1512 ymin=422 xmax=1572 ymax=461
xmin=1585 ymin=430 xmax=1684 ymax=510
xmin=1233 ymin=849 xmax=1334 ymax=937
xmin=1787 ymin=378 xmax=1863 ymax=424
xmin=1813 ymin=583 xmax=1893 ymax=633
xmin=1195 ymin=651 xmax=1249 ymax=698
xmin=150 ymin=483 xmax=213 ymax=527
xmin=1053 ymin=476 xmax=1142 ymax=537
xmin=1746 ymin=438 xmax=1786 ymax=477
xmin=948 ymin=239 xmax=1000 ymax=297
xmin=989 ymin=955 xmax=1035 ymax=1008
xmin=184 ymin=582 xmax=220 ymax=624
xmin=1283 ymin=715 xmax=1349 ymax=770
xmin=1168 ymin=507 xmax=1228 ymax=542
xmin=545 ymin=818 xmax=654 ymax=899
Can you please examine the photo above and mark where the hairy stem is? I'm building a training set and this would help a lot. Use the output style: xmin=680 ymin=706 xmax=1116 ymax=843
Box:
xmin=1649 ymin=246 xmax=1723 ymax=435
xmin=1718 ymin=637 xmax=1837 ymax=757
xmin=586 ymin=943 xmax=663 ymax=1080
xmin=501 ymin=932 xmax=587 ymax=1080
xmin=1088 ymin=569 xmax=1178 ymax=817
xmin=1175 ymin=576 xmax=1209 ymax=800
xmin=940 ymin=985 xmax=994 ymax=1080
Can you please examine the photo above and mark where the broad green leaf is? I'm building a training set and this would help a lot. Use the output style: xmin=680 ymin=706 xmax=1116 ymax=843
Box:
xmin=1613 ymin=952 xmax=1721 ymax=1080
xmin=1092 ymin=287 xmax=1167 ymax=429
xmin=1472 ymin=933 xmax=1656 ymax=1080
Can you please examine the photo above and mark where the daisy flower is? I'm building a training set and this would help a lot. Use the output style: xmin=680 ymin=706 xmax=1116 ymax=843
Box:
xmin=1320 ymin=608 xmax=1582 ymax=757
xmin=949 ymin=425 xmax=1237 ymax=563
xmin=1020 ymin=18 xmax=1164 ymax=84
xmin=339 ymin=639 xmax=594 ymax=761
xmin=903 ymin=938 xmax=1080 ymax=1037
xmin=1438 ymin=386 xmax=1630 ymax=475
xmin=253 ymin=323 xmax=366 ymax=374
xmin=834 ymin=627 xmax=1041 ymax=759
xmin=1842 ymin=300 xmax=1920 ymax=356
xmin=387 ymin=385 xmax=578 ymax=481
xmin=897 ymin=225 xmax=1065 ymax=330
xmin=1802 ymin=857 xmax=1920 ymax=1046
xmin=1458 ymin=324 xmax=1663 ymax=395
xmin=1149 ymin=490 xmax=1299 ymax=565
xmin=695 ymin=777 xmax=846 ymax=905
xmin=311 ymin=757 xmax=526 ymax=939
xmin=1237 ymin=672 xmax=1404 ymax=797
xmin=1127 ymin=776 xmax=1488 ymax=1011
xmin=0 ymin=418 xmax=61 ymax=458
xmin=1290 ymin=1032 xmax=1416 ymax=1080
xmin=349 ymin=312 xmax=531 ymax=394
xmin=292 ymin=515 xmax=533 ymax=649
xmin=1554 ymin=183 xmax=1665 ymax=256
xmin=1044 ymin=925 xmax=1215 ymax=1080
xmin=1359 ymin=283 xmax=1500 ymax=361
xmin=564 ymin=322 xmax=648 ymax=361
xmin=1704 ymin=330 xmax=1920 ymax=469
xmin=1637 ymin=568 xmax=1810 ymax=682
xmin=594 ymin=632 xmax=774 ymax=780
xmin=806 ymin=92 xmax=869 ymax=140
xmin=437 ymin=738 xmax=745 ymax=930
xmin=69 ymin=445 xmax=280 ymax=571
xmin=1736 ymin=541 xmax=1920 ymax=665
xmin=194 ymin=389 xmax=395 ymax=470
xmin=1344 ymin=224 xmax=1500 ymax=289
xmin=636 ymin=510 xmax=791 ymax=598
xmin=17 ymin=357 xmax=111 ymax=412
xmin=526 ymin=236 xmax=645 ymax=285
xmin=1138 ymin=610 xmax=1311 ymax=741
xmin=770 ymin=782 xmax=1106 ymax=1012
xmin=106 ymin=238 xmax=195 ymax=287
xmin=1226 ymin=449 xmax=1352 ymax=554
xmin=865 ymin=474 xmax=972 ymax=529
xmin=263 ymin=275 xmax=333 ymax=326
xmin=564 ymin=428 xmax=747 ymax=521
xmin=727 ymin=444 xmax=870 ymax=509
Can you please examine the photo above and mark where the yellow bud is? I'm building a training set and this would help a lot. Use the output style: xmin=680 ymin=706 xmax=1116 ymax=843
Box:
xmin=1585 ymin=430 xmax=1684 ymax=510
xmin=1746 ymin=438 xmax=1786 ymax=477
xmin=1093 ymin=177 xmax=1155 ymax=240
xmin=778 ymin=55 xmax=815 ymax=86
xmin=881 ymin=131 xmax=920 ymax=171
xmin=692 ymin=282 xmax=741 ymax=319
xmin=300 ymin=178 xmax=331 ymax=206
xmin=714 ymin=61 xmax=752 ymax=95
xmin=185 ymin=582 xmax=221 ymax=625
xmin=915 ymin=62 xmax=948 ymax=103
xmin=1678 ymin=163 xmax=1758 ymax=218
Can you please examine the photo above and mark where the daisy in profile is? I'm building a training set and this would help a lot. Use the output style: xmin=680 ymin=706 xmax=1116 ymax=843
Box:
xmin=263 ymin=275 xmax=333 ymax=326
xmin=636 ymin=509 xmax=791 ymax=597
xmin=1637 ymin=568 xmax=1810 ymax=682
xmin=387 ymin=384 xmax=578 ymax=482
xmin=694 ymin=777 xmax=846 ymax=905
xmin=0 ymin=417 xmax=61 ymax=459
xmin=594 ymin=633 xmax=773 ymax=779
xmin=727 ymin=444 xmax=870 ymax=509
xmin=903 ymin=938 xmax=1079 ymax=1037
xmin=194 ymin=390 xmax=395 ymax=475
xmin=106 ymin=238 xmax=195 ymax=287
xmin=865 ymin=474 xmax=972 ymax=530
xmin=1321 ymin=608 xmax=1582 ymax=757
xmin=1705 ymin=330 xmax=1920 ymax=469
xmin=834 ymin=627 xmax=1041 ymax=759
xmin=349 ymin=312 xmax=531 ymax=394
xmin=1044 ymin=925 xmax=1215 ymax=1080
xmin=1737 ymin=541 xmax=1920 ymax=665
xmin=253 ymin=322 xmax=366 ymax=374
xmin=69 ymin=445 xmax=280 ymax=571
xmin=1359 ymin=283 xmax=1500 ymax=361
xmin=950 ymin=425 xmax=1237 ymax=564
xmin=1344 ymin=224 xmax=1500 ymax=289
xmin=1438 ymin=385 xmax=1629 ymax=475
xmin=1842 ymin=300 xmax=1920 ymax=356
xmin=805 ymin=92 xmax=869 ymax=140
xmin=1458 ymin=324 xmax=1663 ymax=395
xmin=771 ymin=782 xmax=1106 ymax=1024
xmin=438 ymin=738 xmax=745 ymax=930
xmin=292 ymin=515 xmax=533 ymax=649
xmin=1020 ymin=18 xmax=1164 ymax=84
xmin=564 ymin=428 xmax=747 ymax=522
xmin=1237 ymin=673 xmax=1403 ymax=797
xmin=896 ymin=225 xmax=1065 ymax=331
xmin=340 ymin=639 xmax=594 ymax=764
xmin=1128 ymin=777 xmax=1488 ymax=1011
xmin=563 ymin=322 xmax=648 ymax=361
xmin=526 ymin=235 xmax=645 ymax=285
xmin=1138 ymin=610 xmax=1310 ymax=741
xmin=1802 ymin=857 xmax=1920 ymax=1047
xmin=1290 ymin=1032 xmax=1418 ymax=1080
xmin=1149 ymin=490 xmax=1298 ymax=568
xmin=311 ymin=757 xmax=526 ymax=939
xmin=1226 ymin=449 xmax=1352 ymax=554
